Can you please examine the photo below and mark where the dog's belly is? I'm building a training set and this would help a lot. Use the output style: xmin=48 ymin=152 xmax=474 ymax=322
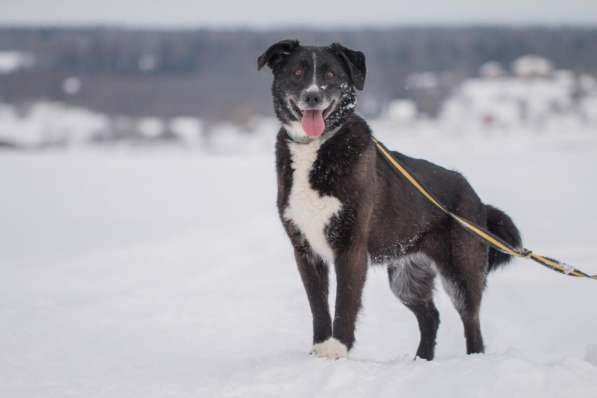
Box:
xmin=284 ymin=140 xmax=342 ymax=263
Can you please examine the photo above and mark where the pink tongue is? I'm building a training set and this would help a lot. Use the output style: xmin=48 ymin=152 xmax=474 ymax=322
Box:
xmin=301 ymin=110 xmax=325 ymax=137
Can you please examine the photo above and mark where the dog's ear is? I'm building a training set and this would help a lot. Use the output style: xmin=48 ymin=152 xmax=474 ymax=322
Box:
xmin=330 ymin=43 xmax=366 ymax=90
xmin=257 ymin=40 xmax=300 ymax=71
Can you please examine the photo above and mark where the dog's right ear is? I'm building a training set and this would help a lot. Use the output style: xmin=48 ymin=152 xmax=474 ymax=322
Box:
xmin=257 ymin=40 xmax=300 ymax=71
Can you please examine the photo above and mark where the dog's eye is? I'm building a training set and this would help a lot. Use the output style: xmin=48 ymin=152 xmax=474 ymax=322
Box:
xmin=292 ymin=68 xmax=304 ymax=78
xmin=326 ymin=70 xmax=335 ymax=79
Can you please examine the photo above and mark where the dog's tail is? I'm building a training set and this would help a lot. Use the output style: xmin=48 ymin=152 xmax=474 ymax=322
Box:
xmin=485 ymin=205 xmax=522 ymax=272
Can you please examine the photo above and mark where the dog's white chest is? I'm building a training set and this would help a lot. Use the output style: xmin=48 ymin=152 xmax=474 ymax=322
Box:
xmin=284 ymin=140 xmax=342 ymax=262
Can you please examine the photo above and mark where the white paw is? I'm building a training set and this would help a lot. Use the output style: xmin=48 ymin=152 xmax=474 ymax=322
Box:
xmin=310 ymin=338 xmax=348 ymax=360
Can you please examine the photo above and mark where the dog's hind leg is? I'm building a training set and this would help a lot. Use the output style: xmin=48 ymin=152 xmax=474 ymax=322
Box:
xmin=387 ymin=253 xmax=440 ymax=360
xmin=440 ymin=228 xmax=488 ymax=355
xmin=293 ymin=248 xmax=332 ymax=346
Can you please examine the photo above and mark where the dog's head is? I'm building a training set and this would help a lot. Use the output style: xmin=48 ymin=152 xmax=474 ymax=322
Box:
xmin=258 ymin=40 xmax=366 ymax=142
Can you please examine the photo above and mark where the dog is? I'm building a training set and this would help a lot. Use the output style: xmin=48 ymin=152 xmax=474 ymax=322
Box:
xmin=258 ymin=40 xmax=522 ymax=360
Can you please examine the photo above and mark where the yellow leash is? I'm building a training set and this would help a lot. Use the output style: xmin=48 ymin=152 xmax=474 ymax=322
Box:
xmin=372 ymin=136 xmax=597 ymax=280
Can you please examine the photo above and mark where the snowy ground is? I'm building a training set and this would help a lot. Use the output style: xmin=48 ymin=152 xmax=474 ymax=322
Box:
xmin=1 ymin=131 xmax=597 ymax=397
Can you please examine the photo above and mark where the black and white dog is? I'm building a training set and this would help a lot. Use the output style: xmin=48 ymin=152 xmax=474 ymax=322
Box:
xmin=258 ymin=40 xmax=521 ymax=360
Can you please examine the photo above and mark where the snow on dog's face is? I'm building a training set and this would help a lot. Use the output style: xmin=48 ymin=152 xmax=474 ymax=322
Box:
xmin=258 ymin=40 xmax=366 ymax=142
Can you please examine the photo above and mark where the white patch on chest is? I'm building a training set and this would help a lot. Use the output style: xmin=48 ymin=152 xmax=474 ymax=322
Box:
xmin=284 ymin=140 xmax=342 ymax=263
xmin=284 ymin=121 xmax=308 ymax=142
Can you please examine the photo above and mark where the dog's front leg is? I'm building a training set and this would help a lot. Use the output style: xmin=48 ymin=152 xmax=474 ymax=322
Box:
xmin=311 ymin=241 xmax=368 ymax=359
xmin=332 ymin=242 xmax=368 ymax=355
xmin=293 ymin=248 xmax=332 ymax=348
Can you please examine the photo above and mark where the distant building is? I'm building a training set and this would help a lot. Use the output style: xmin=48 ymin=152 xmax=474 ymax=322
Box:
xmin=386 ymin=99 xmax=418 ymax=124
xmin=512 ymin=55 xmax=553 ymax=78
xmin=479 ymin=61 xmax=505 ymax=79
xmin=440 ymin=55 xmax=594 ymax=131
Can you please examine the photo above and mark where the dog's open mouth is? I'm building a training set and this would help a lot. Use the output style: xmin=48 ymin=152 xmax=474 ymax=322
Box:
xmin=290 ymin=99 xmax=336 ymax=138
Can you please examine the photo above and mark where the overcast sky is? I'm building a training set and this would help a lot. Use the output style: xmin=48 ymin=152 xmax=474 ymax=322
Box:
xmin=2 ymin=0 xmax=597 ymax=28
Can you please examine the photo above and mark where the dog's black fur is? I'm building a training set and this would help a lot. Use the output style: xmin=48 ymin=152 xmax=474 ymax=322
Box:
xmin=258 ymin=40 xmax=522 ymax=360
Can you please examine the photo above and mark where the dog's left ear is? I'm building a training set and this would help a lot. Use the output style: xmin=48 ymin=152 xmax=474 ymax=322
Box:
xmin=257 ymin=39 xmax=300 ymax=71
xmin=330 ymin=43 xmax=366 ymax=90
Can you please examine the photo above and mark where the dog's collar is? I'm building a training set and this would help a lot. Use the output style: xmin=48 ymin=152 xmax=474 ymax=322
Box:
xmin=283 ymin=124 xmax=342 ymax=145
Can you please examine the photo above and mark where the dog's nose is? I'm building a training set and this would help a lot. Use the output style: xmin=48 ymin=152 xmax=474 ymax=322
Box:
xmin=303 ymin=92 xmax=322 ymax=108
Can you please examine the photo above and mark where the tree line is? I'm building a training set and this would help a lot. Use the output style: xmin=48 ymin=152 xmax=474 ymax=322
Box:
xmin=1 ymin=26 xmax=596 ymax=121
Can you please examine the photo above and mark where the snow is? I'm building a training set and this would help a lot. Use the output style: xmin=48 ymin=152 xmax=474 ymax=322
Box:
xmin=480 ymin=61 xmax=506 ymax=79
xmin=439 ymin=60 xmax=596 ymax=134
xmin=0 ymin=101 xmax=286 ymax=151
xmin=63 ymin=77 xmax=82 ymax=95
xmin=1 ymin=131 xmax=596 ymax=397
xmin=385 ymin=99 xmax=417 ymax=123
xmin=587 ymin=345 xmax=597 ymax=366
xmin=169 ymin=117 xmax=204 ymax=146
xmin=0 ymin=51 xmax=35 ymax=74
xmin=512 ymin=55 xmax=553 ymax=78
xmin=441 ymin=76 xmax=578 ymax=131
xmin=137 ymin=117 xmax=165 ymax=138
xmin=0 ymin=102 xmax=109 ymax=147
xmin=581 ymin=95 xmax=597 ymax=123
